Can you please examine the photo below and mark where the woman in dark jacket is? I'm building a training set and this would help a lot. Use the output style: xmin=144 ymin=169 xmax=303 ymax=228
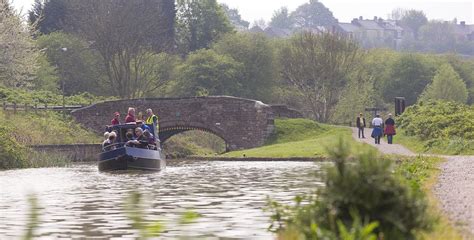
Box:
xmin=384 ymin=113 xmax=396 ymax=144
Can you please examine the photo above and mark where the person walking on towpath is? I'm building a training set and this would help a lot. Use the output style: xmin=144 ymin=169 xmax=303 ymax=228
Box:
xmin=371 ymin=114 xmax=383 ymax=145
xmin=384 ymin=113 xmax=396 ymax=144
xmin=356 ymin=113 xmax=366 ymax=138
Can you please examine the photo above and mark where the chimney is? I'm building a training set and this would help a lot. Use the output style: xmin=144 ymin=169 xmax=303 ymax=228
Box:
xmin=460 ymin=21 xmax=466 ymax=26
xmin=359 ymin=16 xmax=363 ymax=20
xmin=374 ymin=16 xmax=378 ymax=21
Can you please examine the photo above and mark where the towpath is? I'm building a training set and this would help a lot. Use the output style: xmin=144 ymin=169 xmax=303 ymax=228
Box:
xmin=351 ymin=128 xmax=474 ymax=237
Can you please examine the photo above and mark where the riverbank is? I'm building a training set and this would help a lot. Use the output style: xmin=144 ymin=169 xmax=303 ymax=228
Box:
xmin=222 ymin=119 xmax=374 ymax=158
xmin=352 ymin=128 xmax=468 ymax=239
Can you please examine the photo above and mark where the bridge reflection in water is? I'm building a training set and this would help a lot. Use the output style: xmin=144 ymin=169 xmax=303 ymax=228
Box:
xmin=0 ymin=160 xmax=325 ymax=239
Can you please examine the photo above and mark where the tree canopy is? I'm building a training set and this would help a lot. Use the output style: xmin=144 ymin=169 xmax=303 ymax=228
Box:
xmin=291 ymin=0 xmax=337 ymax=29
xmin=421 ymin=64 xmax=468 ymax=104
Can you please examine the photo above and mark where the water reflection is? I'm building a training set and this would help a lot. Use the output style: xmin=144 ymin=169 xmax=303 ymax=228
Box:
xmin=0 ymin=160 xmax=325 ymax=239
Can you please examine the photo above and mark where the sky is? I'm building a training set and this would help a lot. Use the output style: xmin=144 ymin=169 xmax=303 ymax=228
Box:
xmin=11 ymin=0 xmax=474 ymax=25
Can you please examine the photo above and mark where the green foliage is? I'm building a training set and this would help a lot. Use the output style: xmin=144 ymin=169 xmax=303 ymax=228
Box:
xmin=34 ymin=54 xmax=60 ymax=93
xmin=267 ymin=138 xmax=433 ymax=239
xmin=0 ymin=110 xmax=101 ymax=146
xmin=0 ymin=86 xmax=111 ymax=105
xmin=398 ymin=101 xmax=474 ymax=154
xmin=224 ymin=119 xmax=373 ymax=158
xmin=400 ymin=10 xmax=428 ymax=39
xmin=36 ymin=32 xmax=105 ymax=95
xmin=220 ymin=4 xmax=249 ymax=30
xmin=213 ymin=32 xmax=276 ymax=100
xmin=0 ymin=126 xmax=28 ymax=169
xmin=395 ymin=156 xmax=441 ymax=192
xmin=163 ymin=131 xmax=225 ymax=159
xmin=291 ymin=0 xmax=337 ymax=29
xmin=175 ymin=49 xmax=243 ymax=96
xmin=383 ymin=54 xmax=436 ymax=105
xmin=270 ymin=7 xmax=294 ymax=29
xmin=421 ymin=64 xmax=468 ymax=104
xmin=176 ymin=0 xmax=233 ymax=53
xmin=125 ymin=192 xmax=199 ymax=239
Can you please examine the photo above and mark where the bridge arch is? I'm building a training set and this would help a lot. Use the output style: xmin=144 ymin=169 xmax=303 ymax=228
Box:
xmin=71 ymin=96 xmax=287 ymax=151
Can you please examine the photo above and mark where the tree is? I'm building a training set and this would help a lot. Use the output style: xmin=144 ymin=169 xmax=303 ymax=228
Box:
xmin=28 ymin=0 xmax=68 ymax=34
xmin=175 ymin=49 xmax=243 ymax=96
xmin=291 ymin=0 xmax=337 ymax=29
xmin=269 ymin=7 xmax=294 ymax=29
xmin=67 ymin=0 xmax=174 ymax=98
xmin=279 ymin=31 xmax=360 ymax=122
xmin=176 ymin=0 xmax=233 ymax=53
xmin=400 ymin=10 xmax=428 ymax=39
xmin=421 ymin=64 xmax=468 ymax=104
xmin=36 ymin=32 xmax=105 ymax=95
xmin=213 ymin=32 xmax=276 ymax=100
xmin=419 ymin=20 xmax=456 ymax=53
xmin=0 ymin=1 xmax=38 ymax=88
xmin=383 ymin=54 xmax=435 ymax=105
xmin=220 ymin=4 xmax=249 ymax=30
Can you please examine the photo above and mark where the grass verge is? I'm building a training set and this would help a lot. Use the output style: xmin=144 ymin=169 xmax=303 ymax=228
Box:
xmin=395 ymin=155 xmax=464 ymax=240
xmin=396 ymin=130 xmax=474 ymax=156
xmin=223 ymin=118 xmax=373 ymax=158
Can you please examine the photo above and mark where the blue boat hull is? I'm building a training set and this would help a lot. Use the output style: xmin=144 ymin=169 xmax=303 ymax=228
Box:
xmin=98 ymin=147 xmax=165 ymax=171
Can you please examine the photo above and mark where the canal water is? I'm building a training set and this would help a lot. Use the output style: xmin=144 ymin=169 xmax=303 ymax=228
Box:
xmin=0 ymin=160 xmax=325 ymax=239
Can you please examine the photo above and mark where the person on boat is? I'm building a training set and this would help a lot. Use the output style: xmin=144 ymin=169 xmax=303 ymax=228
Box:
xmin=136 ymin=120 xmax=152 ymax=133
xmin=145 ymin=108 xmax=159 ymax=138
xmin=371 ymin=114 xmax=384 ymax=145
xmin=125 ymin=107 xmax=136 ymax=123
xmin=384 ymin=113 xmax=396 ymax=144
xmin=103 ymin=132 xmax=117 ymax=151
xmin=126 ymin=128 xmax=148 ymax=148
xmin=111 ymin=112 xmax=120 ymax=126
xmin=143 ymin=130 xmax=156 ymax=149
xmin=102 ymin=132 xmax=111 ymax=151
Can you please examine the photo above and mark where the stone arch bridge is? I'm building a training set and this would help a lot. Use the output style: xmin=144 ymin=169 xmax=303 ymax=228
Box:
xmin=71 ymin=96 xmax=302 ymax=151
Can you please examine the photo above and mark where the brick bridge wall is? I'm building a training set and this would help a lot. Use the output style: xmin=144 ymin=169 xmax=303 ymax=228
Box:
xmin=71 ymin=96 xmax=286 ymax=151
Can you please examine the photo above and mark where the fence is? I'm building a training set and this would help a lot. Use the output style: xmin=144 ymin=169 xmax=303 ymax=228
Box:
xmin=2 ymin=102 xmax=85 ymax=114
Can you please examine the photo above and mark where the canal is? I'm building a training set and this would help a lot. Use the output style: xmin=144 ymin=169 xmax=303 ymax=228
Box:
xmin=0 ymin=160 xmax=325 ymax=239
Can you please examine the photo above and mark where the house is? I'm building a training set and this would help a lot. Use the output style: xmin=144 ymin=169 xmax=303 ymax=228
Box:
xmin=454 ymin=21 xmax=474 ymax=41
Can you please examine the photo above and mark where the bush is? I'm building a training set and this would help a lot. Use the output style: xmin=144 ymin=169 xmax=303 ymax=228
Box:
xmin=398 ymin=101 xmax=474 ymax=154
xmin=0 ymin=126 xmax=28 ymax=169
xmin=268 ymin=138 xmax=433 ymax=239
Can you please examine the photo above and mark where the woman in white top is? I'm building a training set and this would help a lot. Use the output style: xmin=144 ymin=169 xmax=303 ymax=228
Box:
xmin=371 ymin=114 xmax=383 ymax=144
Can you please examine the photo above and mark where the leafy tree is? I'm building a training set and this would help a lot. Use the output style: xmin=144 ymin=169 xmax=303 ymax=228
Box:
xmin=419 ymin=20 xmax=456 ymax=53
xmin=213 ymin=32 xmax=276 ymax=100
xmin=291 ymin=0 xmax=337 ymax=29
xmin=269 ymin=7 xmax=294 ymax=29
xmin=421 ymin=64 xmax=468 ymax=104
xmin=33 ymin=53 xmax=60 ymax=93
xmin=279 ymin=31 xmax=360 ymax=122
xmin=66 ymin=0 xmax=174 ymax=98
xmin=176 ymin=0 xmax=233 ymax=53
xmin=220 ymin=4 xmax=249 ymax=30
xmin=175 ymin=49 xmax=243 ymax=96
xmin=28 ymin=0 xmax=68 ymax=34
xmin=0 ymin=1 xmax=38 ymax=88
xmin=400 ymin=10 xmax=428 ymax=39
xmin=444 ymin=56 xmax=474 ymax=104
xmin=383 ymin=54 xmax=435 ymax=105
xmin=36 ymin=32 xmax=105 ymax=95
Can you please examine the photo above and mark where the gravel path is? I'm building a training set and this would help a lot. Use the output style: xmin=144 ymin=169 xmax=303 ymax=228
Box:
xmin=351 ymin=127 xmax=474 ymax=237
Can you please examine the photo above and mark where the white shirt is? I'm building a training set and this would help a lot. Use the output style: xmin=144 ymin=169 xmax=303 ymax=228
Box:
xmin=372 ymin=117 xmax=383 ymax=127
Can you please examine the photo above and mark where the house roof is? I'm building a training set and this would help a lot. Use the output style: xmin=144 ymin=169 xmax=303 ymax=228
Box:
xmin=264 ymin=27 xmax=292 ymax=38
xmin=356 ymin=20 xmax=384 ymax=30
xmin=338 ymin=23 xmax=361 ymax=33
xmin=454 ymin=23 xmax=474 ymax=35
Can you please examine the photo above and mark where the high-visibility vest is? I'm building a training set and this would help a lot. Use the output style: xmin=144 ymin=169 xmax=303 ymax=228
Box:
xmin=146 ymin=114 xmax=158 ymax=125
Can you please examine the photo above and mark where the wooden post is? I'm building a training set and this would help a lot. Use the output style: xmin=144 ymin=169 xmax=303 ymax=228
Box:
xmin=13 ymin=102 xmax=17 ymax=114
xmin=34 ymin=104 xmax=38 ymax=114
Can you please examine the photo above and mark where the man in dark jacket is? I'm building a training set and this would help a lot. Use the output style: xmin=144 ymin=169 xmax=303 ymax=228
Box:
xmin=356 ymin=113 xmax=366 ymax=138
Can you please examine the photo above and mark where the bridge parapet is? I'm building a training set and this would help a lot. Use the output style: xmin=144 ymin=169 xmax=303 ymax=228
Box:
xmin=71 ymin=96 xmax=276 ymax=151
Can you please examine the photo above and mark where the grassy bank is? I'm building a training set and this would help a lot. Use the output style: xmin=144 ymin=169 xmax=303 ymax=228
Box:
xmin=223 ymin=118 xmax=373 ymax=158
xmin=0 ymin=110 xmax=100 ymax=169
xmin=396 ymin=130 xmax=474 ymax=155
xmin=395 ymin=155 xmax=463 ymax=239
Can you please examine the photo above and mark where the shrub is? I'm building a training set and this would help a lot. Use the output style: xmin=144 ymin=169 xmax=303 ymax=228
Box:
xmin=0 ymin=126 xmax=28 ymax=169
xmin=268 ymin=138 xmax=433 ymax=239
